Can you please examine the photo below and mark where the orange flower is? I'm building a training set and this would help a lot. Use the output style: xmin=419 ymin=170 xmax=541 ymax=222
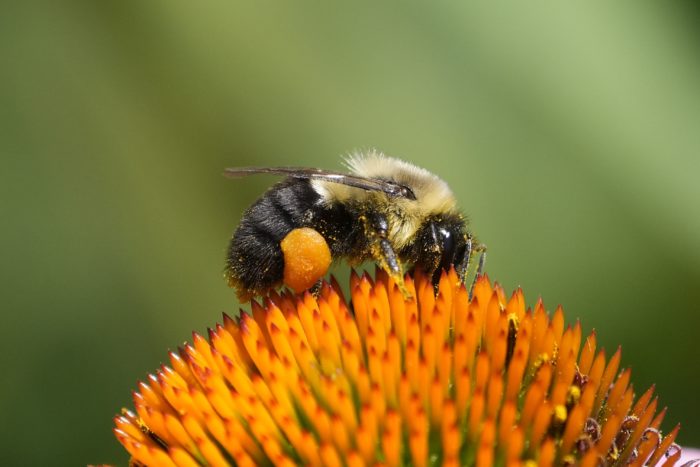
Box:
xmin=114 ymin=269 xmax=684 ymax=466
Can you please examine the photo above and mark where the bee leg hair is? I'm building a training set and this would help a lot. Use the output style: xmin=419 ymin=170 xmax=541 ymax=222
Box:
xmin=475 ymin=247 xmax=486 ymax=276
xmin=309 ymin=279 xmax=323 ymax=298
xmin=455 ymin=234 xmax=473 ymax=285
xmin=468 ymin=244 xmax=487 ymax=299
xmin=364 ymin=213 xmax=411 ymax=298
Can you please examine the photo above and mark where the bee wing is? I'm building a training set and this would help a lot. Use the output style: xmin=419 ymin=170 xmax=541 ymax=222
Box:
xmin=223 ymin=166 xmax=416 ymax=200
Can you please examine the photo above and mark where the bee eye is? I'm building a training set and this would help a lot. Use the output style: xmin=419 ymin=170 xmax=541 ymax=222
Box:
xmin=401 ymin=186 xmax=417 ymax=200
xmin=439 ymin=227 xmax=456 ymax=270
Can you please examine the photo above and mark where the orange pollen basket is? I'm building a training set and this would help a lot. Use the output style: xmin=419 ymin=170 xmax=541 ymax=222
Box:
xmin=114 ymin=269 xmax=682 ymax=466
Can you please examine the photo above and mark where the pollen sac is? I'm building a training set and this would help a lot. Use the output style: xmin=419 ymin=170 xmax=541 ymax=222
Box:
xmin=280 ymin=227 xmax=332 ymax=293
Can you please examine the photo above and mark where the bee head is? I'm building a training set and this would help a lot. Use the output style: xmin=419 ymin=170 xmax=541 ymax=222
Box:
xmin=410 ymin=213 xmax=469 ymax=284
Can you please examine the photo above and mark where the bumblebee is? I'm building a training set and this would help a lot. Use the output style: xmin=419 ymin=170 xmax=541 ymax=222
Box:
xmin=224 ymin=150 xmax=485 ymax=301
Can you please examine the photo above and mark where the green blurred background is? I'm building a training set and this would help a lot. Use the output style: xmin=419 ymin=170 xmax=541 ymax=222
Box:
xmin=2 ymin=1 xmax=699 ymax=465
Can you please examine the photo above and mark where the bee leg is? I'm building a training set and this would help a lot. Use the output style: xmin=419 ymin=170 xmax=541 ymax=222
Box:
xmin=309 ymin=278 xmax=323 ymax=298
xmin=455 ymin=235 xmax=473 ymax=284
xmin=364 ymin=213 xmax=410 ymax=297
xmin=455 ymin=235 xmax=486 ymax=295
xmin=475 ymin=245 xmax=487 ymax=276
xmin=468 ymin=243 xmax=487 ymax=299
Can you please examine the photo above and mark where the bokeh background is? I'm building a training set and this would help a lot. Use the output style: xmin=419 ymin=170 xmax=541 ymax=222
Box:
xmin=2 ymin=1 xmax=699 ymax=465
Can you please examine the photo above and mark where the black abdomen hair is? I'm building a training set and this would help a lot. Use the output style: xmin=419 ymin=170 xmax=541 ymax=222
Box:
xmin=225 ymin=178 xmax=357 ymax=294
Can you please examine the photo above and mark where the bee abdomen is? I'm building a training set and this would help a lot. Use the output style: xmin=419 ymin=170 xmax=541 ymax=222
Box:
xmin=225 ymin=179 xmax=322 ymax=296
